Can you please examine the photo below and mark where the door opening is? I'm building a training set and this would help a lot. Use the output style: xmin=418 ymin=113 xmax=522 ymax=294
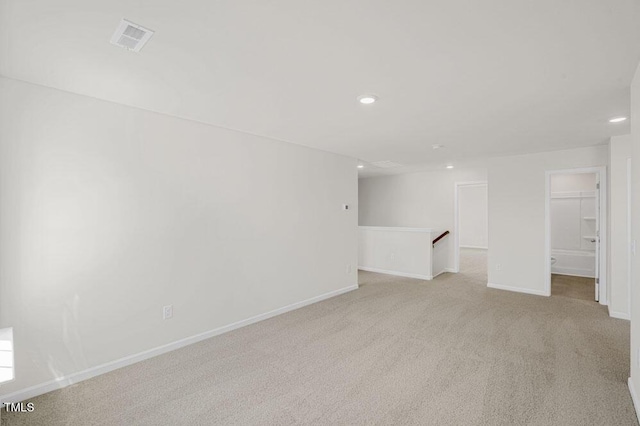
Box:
xmin=454 ymin=181 xmax=488 ymax=279
xmin=545 ymin=168 xmax=606 ymax=303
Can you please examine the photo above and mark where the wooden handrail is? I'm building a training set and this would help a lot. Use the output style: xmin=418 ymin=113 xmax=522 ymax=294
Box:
xmin=432 ymin=230 xmax=450 ymax=247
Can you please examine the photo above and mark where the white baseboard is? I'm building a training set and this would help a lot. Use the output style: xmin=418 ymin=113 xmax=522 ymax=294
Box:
xmin=609 ymin=308 xmax=630 ymax=321
xmin=459 ymin=245 xmax=488 ymax=250
xmin=0 ymin=284 xmax=358 ymax=404
xmin=432 ymin=270 xmax=445 ymax=278
xmin=629 ymin=378 xmax=640 ymax=421
xmin=358 ymin=266 xmax=431 ymax=280
xmin=487 ymin=282 xmax=548 ymax=297
xmin=551 ymin=268 xmax=595 ymax=279
xmin=432 ymin=267 xmax=457 ymax=278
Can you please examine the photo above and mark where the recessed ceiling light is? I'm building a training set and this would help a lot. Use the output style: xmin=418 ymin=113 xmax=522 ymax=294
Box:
xmin=432 ymin=144 xmax=444 ymax=150
xmin=357 ymin=164 xmax=364 ymax=169
xmin=609 ymin=117 xmax=627 ymax=123
xmin=358 ymin=95 xmax=378 ymax=104
xmin=446 ymin=165 xmax=454 ymax=169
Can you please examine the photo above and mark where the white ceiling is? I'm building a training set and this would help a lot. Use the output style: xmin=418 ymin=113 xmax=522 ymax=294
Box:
xmin=2 ymin=0 xmax=639 ymax=176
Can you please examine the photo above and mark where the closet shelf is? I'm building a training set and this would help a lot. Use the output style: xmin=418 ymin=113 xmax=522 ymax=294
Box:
xmin=583 ymin=217 xmax=596 ymax=220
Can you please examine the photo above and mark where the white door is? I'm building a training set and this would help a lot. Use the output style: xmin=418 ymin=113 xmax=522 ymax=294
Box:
xmin=594 ymin=175 xmax=600 ymax=302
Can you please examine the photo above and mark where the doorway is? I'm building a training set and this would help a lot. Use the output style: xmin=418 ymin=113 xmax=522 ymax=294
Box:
xmin=454 ymin=181 xmax=488 ymax=279
xmin=544 ymin=168 xmax=607 ymax=303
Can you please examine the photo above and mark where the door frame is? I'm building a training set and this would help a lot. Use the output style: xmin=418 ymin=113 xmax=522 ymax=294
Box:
xmin=454 ymin=181 xmax=488 ymax=273
xmin=627 ymin=158 xmax=632 ymax=317
xmin=544 ymin=166 xmax=607 ymax=304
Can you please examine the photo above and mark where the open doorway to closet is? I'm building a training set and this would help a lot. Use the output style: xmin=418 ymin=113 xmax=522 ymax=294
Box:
xmin=454 ymin=182 xmax=488 ymax=281
xmin=545 ymin=168 xmax=607 ymax=303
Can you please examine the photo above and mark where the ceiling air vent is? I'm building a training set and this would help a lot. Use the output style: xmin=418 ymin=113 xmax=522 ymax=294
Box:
xmin=371 ymin=160 xmax=403 ymax=169
xmin=110 ymin=19 xmax=154 ymax=52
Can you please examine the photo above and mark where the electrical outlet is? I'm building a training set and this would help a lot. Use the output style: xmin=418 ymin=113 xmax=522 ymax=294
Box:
xmin=163 ymin=305 xmax=173 ymax=320
xmin=496 ymin=263 xmax=502 ymax=271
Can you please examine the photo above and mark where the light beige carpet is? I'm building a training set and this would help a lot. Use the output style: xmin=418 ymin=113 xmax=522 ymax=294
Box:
xmin=2 ymin=249 xmax=635 ymax=425
xmin=551 ymin=274 xmax=596 ymax=302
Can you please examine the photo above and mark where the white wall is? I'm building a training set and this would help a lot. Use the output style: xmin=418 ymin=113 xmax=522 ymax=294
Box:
xmin=608 ymin=135 xmax=631 ymax=319
xmin=0 ymin=77 xmax=358 ymax=397
xmin=358 ymin=227 xmax=435 ymax=280
xmin=358 ymin=168 xmax=488 ymax=270
xmin=550 ymin=173 xmax=596 ymax=192
xmin=458 ymin=184 xmax=488 ymax=249
xmin=487 ymin=146 xmax=608 ymax=295
xmin=630 ymin=62 xmax=640 ymax=404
